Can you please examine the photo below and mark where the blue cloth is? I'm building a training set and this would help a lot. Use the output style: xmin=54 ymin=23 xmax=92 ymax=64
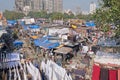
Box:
xmin=7 ymin=20 xmax=17 ymax=26
xmin=29 ymin=24 xmax=40 ymax=29
xmin=13 ymin=40 xmax=23 ymax=46
xmin=85 ymin=22 xmax=96 ymax=27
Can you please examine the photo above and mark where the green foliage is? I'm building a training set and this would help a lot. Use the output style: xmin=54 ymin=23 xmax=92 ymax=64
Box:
xmin=28 ymin=11 xmax=48 ymax=18
xmin=92 ymin=0 xmax=120 ymax=36
xmin=76 ymin=14 xmax=93 ymax=21
xmin=49 ymin=12 xmax=64 ymax=20
xmin=3 ymin=10 xmax=25 ymax=20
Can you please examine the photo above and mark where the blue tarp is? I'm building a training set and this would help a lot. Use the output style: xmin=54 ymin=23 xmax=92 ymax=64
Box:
xmin=20 ymin=21 xmax=25 ymax=26
xmin=7 ymin=20 xmax=17 ymax=26
xmin=29 ymin=25 xmax=40 ymax=29
xmin=43 ymin=42 xmax=59 ymax=49
xmin=13 ymin=40 xmax=23 ymax=46
xmin=33 ymin=37 xmax=60 ymax=49
xmin=85 ymin=22 xmax=96 ymax=27
xmin=22 ymin=25 xmax=28 ymax=30
xmin=22 ymin=24 xmax=40 ymax=30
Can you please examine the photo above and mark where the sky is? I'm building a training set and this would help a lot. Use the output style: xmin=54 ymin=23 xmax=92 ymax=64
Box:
xmin=0 ymin=0 xmax=98 ymax=12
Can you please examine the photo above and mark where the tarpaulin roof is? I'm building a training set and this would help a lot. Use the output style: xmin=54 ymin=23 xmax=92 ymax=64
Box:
xmin=22 ymin=24 xmax=29 ymax=30
xmin=7 ymin=20 xmax=17 ymax=25
xmin=22 ymin=24 xmax=40 ymax=30
xmin=33 ymin=36 xmax=60 ymax=49
xmin=13 ymin=40 xmax=23 ymax=46
xmin=20 ymin=21 xmax=25 ymax=25
xmin=85 ymin=21 xmax=96 ymax=27
xmin=29 ymin=24 xmax=40 ymax=29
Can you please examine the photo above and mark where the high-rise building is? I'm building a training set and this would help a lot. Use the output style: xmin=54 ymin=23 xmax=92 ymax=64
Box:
xmin=54 ymin=0 xmax=63 ymax=12
xmin=89 ymin=2 xmax=96 ymax=14
xmin=15 ymin=0 xmax=24 ymax=11
xmin=44 ymin=0 xmax=54 ymax=13
xmin=44 ymin=0 xmax=63 ymax=13
xmin=15 ymin=0 xmax=63 ymax=13
xmin=15 ymin=0 xmax=40 ymax=12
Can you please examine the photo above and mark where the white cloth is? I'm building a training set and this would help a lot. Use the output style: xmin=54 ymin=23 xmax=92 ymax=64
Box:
xmin=16 ymin=66 xmax=21 ymax=80
xmin=88 ymin=51 xmax=94 ymax=55
xmin=41 ymin=61 xmax=46 ymax=72
xmin=26 ymin=63 xmax=37 ymax=80
xmin=23 ymin=64 xmax=28 ymax=80
xmin=41 ymin=60 xmax=73 ymax=80
xmin=29 ymin=62 xmax=41 ymax=80
xmin=9 ymin=68 xmax=11 ymax=80
xmin=81 ymin=46 xmax=89 ymax=54
xmin=14 ymin=67 xmax=17 ymax=80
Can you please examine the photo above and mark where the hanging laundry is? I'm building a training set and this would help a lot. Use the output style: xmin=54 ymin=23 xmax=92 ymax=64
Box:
xmin=26 ymin=62 xmax=37 ymax=80
xmin=2 ymin=71 xmax=5 ymax=80
xmin=100 ymin=68 xmax=108 ymax=80
xmin=109 ymin=70 xmax=117 ymax=80
xmin=45 ymin=60 xmax=51 ymax=76
xmin=48 ymin=65 xmax=52 ymax=80
xmin=118 ymin=69 xmax=120 ymax=80
xmin=23 ymin=63 xmax=28 ymax=80
xmin=14 ymin=67 xmax=17 ymax=80
xmin=41 ymin=60 xmax=46 ymax=72
xmin=68 ymin=74 xmax=73 ymax=80
xmin=92 ymin=64 xmax=100 ymax=80
xmin=9 ymin=68 xmax=12 ymax=80
xmin=5 ymin=72 xmax=7 ymax=80
xmin=2 ymin=70 xmax=7 ymax=80
xmin=51 ymin=69 xmax=58 ymax=80
xmin=16 ymin=66 xmax=21 ymax=80
xmin=29 ymin=62 xmax=42 ymax=80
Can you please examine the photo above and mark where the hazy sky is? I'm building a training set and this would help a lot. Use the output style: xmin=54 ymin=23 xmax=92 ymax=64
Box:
xmin=0 ymin=0 xmax=98 ymax=12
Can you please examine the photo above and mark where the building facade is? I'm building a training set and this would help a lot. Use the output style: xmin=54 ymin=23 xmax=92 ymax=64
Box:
xmin=54 ymin=0 xmax=63 ymax=13
xmin=89 ymin=2 xmax=96 ymax=14
xmin=15 ymin=0 xmax=63 ymax=13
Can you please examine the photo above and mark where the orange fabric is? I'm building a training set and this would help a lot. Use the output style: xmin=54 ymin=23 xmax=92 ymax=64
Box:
xmin=118 ymin=69 xmax=120 ymax=80
xmin=31 ymin=36 xmax=38 ymax=39
xmin=0 ymin=15 xmax=2 ymax=19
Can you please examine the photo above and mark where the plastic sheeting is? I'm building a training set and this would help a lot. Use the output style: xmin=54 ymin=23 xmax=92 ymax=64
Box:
xmin=85 ymin=22 xmax=96 ymax=27
xmin=22 ymin=25 xmax=28 ymax=30
xmin=22 ymin=24 xmax=40 ymax=31
xmin=29 ymin=24 xmax=40 ymax=29
xmin=48 ymin=28 xmax=69 ymax=35
xmin=7 ymin=20 xmax=17 ymax=26
xmin=13 ymin=40 xmax=23 ymax=46
xmin=33 ymin=37 xmax=60 ymax=49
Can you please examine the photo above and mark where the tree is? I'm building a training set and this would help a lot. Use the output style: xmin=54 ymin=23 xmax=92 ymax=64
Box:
xmin=3 ymin=10 xmax=25 ymax=20
xmin=76 ymin=13 xmax=92 ymax=21
xmin=28 ymin=11 xmax=48 ymax=18
xmin=93 ymin=0 xmax=120 ymax=37
xmin=49 ymin=12 xmax=64 ymax=20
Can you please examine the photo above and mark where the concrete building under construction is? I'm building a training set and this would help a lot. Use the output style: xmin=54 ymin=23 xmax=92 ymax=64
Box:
xmin=15 ymin=0 xmax=63 ymax=13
